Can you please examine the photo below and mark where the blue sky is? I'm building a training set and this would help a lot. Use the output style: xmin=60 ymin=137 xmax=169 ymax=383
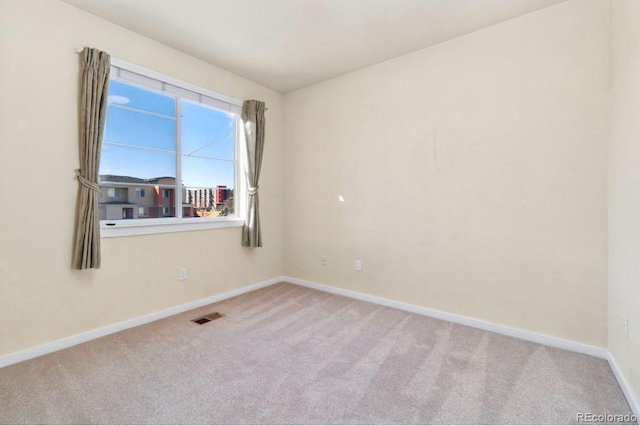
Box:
xmin=100 ymin=80 xmax=235 ymax=188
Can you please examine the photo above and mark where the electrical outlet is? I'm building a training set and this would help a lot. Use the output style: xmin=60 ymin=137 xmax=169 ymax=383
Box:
xmin=622 ymin=315 xmax=628 ymax=338
xmin=321 ymin=256 xmax=328 ymax=266
xmin=355 ymin=260 xmax=362 ymax=271
xmin=179 ymin=268 xmax=187 ymax=281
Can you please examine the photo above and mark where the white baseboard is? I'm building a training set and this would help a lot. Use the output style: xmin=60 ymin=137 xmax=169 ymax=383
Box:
xmin=607 ymin=353 xmax=640 ymax=419
xmin=283 ymin=276 xmax=609 ymax=359
xmin=0 ymin=276 xmax=284 ymax=369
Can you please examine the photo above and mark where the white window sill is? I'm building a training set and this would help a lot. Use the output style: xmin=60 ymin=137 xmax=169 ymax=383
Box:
xmin=100 ymin=218 xmax=244 ymax=238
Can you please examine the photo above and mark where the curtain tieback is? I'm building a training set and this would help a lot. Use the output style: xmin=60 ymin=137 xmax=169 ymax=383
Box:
xmin=75 ymin=169 xmax=99 ymax=192
xmin=248 ymin=186 xmax=259 ymax=196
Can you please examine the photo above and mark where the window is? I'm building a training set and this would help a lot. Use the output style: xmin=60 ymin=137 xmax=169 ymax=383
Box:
xmin=98 ymin=59 xmax=244 ymax=237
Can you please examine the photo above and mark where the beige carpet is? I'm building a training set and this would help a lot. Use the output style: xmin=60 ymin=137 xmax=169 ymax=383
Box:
xmin=0 ymin=282 xmax=634 ymax=424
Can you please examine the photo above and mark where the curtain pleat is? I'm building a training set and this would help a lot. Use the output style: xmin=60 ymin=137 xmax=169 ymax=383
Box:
xmin=241 ymin=100 xmax=266 ymax=247
xmin=72 ymin=47 xmax=110 ymax=269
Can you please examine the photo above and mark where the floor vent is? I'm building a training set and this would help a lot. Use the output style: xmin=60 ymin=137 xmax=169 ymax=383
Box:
xmin=191 ymin=312 xmax=224 ymax=325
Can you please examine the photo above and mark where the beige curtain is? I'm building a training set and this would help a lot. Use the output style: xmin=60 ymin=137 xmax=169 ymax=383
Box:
xmin=241 ymin=100 xmax=266 ymax=247
xmin=72 ymin=47 xmax=110 ymax=269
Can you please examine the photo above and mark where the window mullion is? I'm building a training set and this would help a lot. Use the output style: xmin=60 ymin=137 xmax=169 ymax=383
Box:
xmin=234 ymin=114 xmax=239 ymax=218
xmin=175 ymin=98 xmax=182 ymax=219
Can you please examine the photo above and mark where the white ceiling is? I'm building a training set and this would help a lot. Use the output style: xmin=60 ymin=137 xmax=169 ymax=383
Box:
xmin=61 ymin=0 xmax=567 ymax=93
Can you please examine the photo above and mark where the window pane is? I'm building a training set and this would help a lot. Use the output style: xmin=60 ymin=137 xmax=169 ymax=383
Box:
xmin=108 ymin=80 xmax=175 ymax=116
xmin=100 ymin=145 xmax=176 ymax=182
xmin=181 ymin=100 xmax=235 ymax=219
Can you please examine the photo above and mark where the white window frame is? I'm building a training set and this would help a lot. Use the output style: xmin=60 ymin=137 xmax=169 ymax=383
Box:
xmin=100 ymin=58 xmax=245 ymax=238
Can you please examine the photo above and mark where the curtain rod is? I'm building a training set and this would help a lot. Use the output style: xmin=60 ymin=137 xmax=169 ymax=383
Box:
xmin=74 ymin=47 xmax=268 ymax=111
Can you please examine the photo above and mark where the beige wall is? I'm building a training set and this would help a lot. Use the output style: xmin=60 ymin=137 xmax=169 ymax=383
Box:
xmin=0 ymin=0 xmax=284 ymax=357
xmin=284 ymin=0 xmax=609 ymax=347
xmin=609 ymin=0 xmax=640 ymax=403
